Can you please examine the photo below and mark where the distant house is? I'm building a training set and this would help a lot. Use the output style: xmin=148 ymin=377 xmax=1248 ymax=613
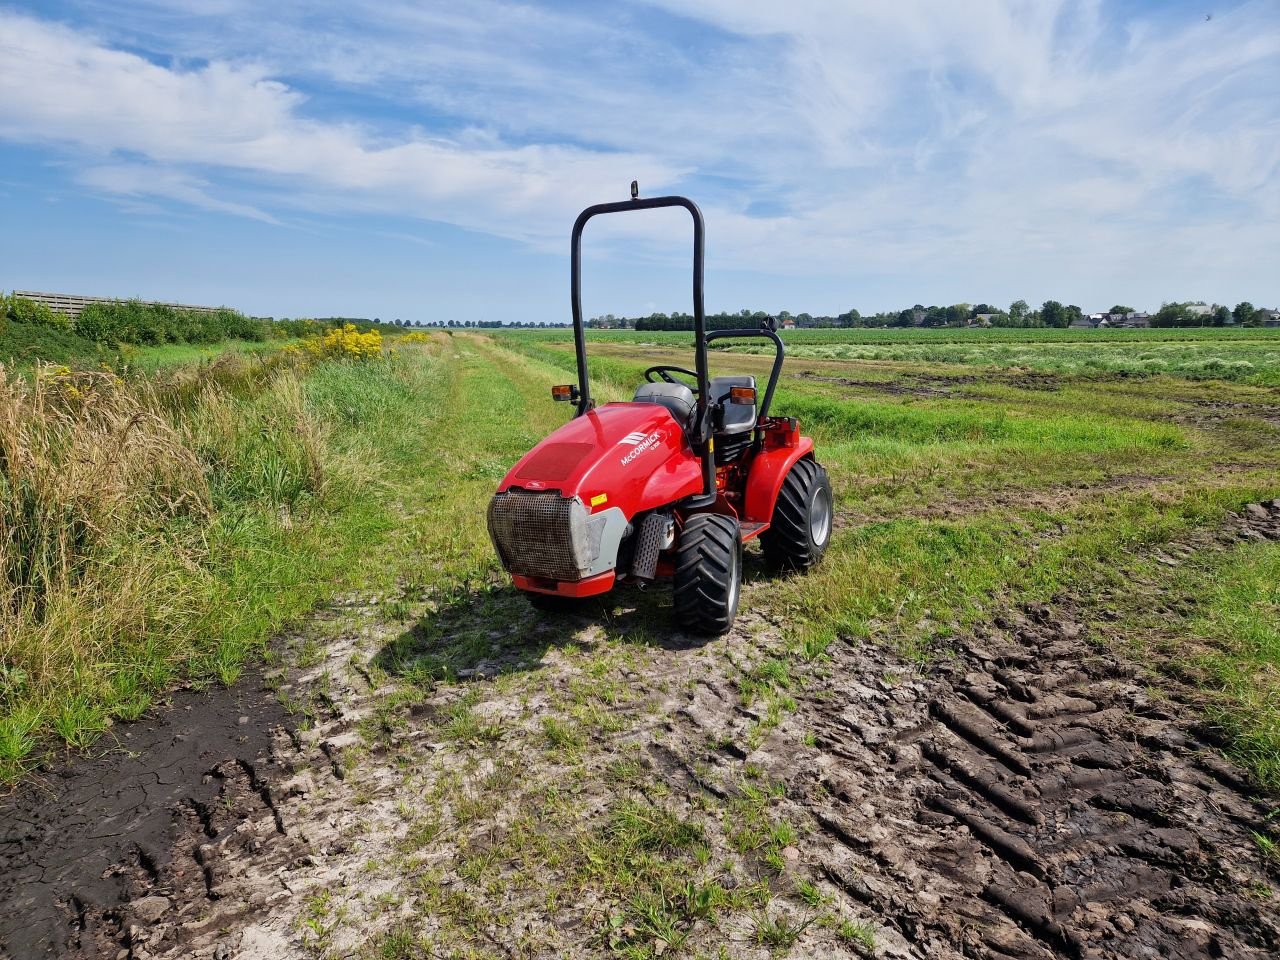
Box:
xmin=1069 ymin=315 xmax=1095 ymax=329
xmin=1186 ymin=303 xmax=1213 ymax=317
xmin=1260 ymin=309 xmax=1280 ymax=327
xmin=780 ymin=317 xmax=797 ymax=329
xmin=1098 ymin=311 xmax=1150 ymax=329
xmin=971 ymin=313 xmax=998 ymax=327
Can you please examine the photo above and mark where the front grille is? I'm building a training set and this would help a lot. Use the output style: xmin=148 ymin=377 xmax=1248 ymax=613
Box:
xmin=488 ymin=490 xmax=589 ymax=581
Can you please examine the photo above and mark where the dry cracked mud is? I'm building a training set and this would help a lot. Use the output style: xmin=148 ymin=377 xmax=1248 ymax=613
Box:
xmin=2 ymin=505 xmax=1278 ymax=959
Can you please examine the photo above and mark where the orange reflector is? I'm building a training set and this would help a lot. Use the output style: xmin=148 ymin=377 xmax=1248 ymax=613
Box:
xmin=729 ymin=386 xmax=757 ymax=405
xmin=551 ymin=384 xmax=574 ymax=401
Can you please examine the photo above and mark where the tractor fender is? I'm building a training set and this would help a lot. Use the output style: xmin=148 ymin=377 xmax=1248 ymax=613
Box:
xmin=743 ymin=439 xmax=815 ymax=524
xmin=635 ymin=455 xmax=705 ymax=514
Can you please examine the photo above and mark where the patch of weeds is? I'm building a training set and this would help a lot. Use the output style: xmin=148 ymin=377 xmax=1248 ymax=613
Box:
xmin=680 ymin=879 xmax=730 ymax=921
xmin=0 ymin=707 xmax=41 ymax=782
xmin=374 ymin=921 xmax=430 ymax=958
xmin=724 ymin=781 xmax=794 ymax=875
xmin=51 ymin=695 xmax=108 ymax=750
xmin=626 ymin=890 xmax=691 ymax=953
xmin=1254 ymin=830 xmax=1278 ymax=865
xmin=609 ymin=799 xmax=706 ymax=854
xmin=442 ymin=700 xmax=502 ymax=745
xmin=569 ymin=699 xmax=626 ymax=735
xmin=297 ymin=888 xmax=341 ymax=952
xmin=542 ymin=715 xmax=586 ymax=753
xmin=794 ymin=878 xmax=828 ymax=908
xmin=295 ymin=636 xmax=325 ymax=669
xmin=836 ymin=917 xmax=877 ymax=951
xmin=790 ymin=625 xmax=836 ymax=662
xmin=751 ymin=907 xmax=817 ymax=948
xmin=605 ymin=753 xmax=645 ymax=784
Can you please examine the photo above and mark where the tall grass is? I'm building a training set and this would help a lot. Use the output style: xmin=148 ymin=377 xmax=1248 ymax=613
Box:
xmin=0 ymin=348 xmax=403 ymax=779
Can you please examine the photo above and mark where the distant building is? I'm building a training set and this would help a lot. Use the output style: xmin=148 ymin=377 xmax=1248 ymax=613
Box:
xmin=1260 ymin=309 xmax=1280 ymax=327
xmin=1098 ymin=311 xmax=1150 ymax=329
xmin=971 ymin=313 xmax=999 ymax=327
xmin=780 ymin=317 xmax=797 ymax=329
xmin=1186 ymin=303 xmax=1213 ymax=317
xmin=1069 ymin=315 xmax=1095 ymax=328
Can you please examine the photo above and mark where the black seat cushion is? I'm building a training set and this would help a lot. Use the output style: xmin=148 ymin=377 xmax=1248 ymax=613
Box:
xmin=633 ymin=382 xmax=696 ymax=431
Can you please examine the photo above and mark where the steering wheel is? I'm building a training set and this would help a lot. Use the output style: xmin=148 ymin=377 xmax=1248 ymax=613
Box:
xmin=643 ymin=365 xmax=700 ymax=393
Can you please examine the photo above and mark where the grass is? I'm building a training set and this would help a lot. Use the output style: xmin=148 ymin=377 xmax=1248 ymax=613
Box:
xmin=1126 ymin=539 xmax=1280 ymax=787
xmin=4 ymin=321 xmax=1280 ymax=950
xmin=497 ymin=325 xmax=1280 ymax=385
xmin=0 ymin=338 xmax=448 ymax=779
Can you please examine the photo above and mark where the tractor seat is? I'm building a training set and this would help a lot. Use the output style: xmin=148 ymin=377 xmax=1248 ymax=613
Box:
xmin=709 ymin=376 xmax=757 ymax=434
xmin=709 ymin=375 xmax=756 ymax=464
xmin=632 ymin=381 xmax=696 ymax=432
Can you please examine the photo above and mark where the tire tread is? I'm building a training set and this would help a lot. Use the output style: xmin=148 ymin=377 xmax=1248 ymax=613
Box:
xmin=673 ymin=513 xmax=741 ymax=635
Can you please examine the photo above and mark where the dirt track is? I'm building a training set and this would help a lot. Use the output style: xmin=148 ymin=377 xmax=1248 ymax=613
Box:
xmin=2 ymin=505 xmax=1278 ymax=959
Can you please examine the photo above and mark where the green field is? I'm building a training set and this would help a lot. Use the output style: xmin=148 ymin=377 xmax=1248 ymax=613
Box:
xmin=504 ymin=325 xmax=1280 ymax=385
xmin=4 ymin=324 xmax=1278 ymax=955
xmin=5 ymin=325 xmax=1276 ymax=780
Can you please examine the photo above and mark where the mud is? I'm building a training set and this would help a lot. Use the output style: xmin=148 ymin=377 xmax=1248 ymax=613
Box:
xmin=784 ymin=501 xmax=1279 ymax=959
xmin=1167 ymin=396 xmax=1280 ymax=431
xmin=793 ymin=604 xmax=1279 ymax=959
xmin=0 ymin=674 xmax=294 ymax=959
xmin=3 ymin=505 xmax=1277 ymax=959
xmin=652 ymin=501 xmax=1280 ymax=959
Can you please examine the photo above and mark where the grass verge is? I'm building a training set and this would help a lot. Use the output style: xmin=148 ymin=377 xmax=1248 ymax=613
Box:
xmin=0 ymin=340 xmax=446 ymax=780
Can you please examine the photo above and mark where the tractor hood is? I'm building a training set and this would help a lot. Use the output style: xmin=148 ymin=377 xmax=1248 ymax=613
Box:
xmin=495 ymin=402 xmax=704 ymax=517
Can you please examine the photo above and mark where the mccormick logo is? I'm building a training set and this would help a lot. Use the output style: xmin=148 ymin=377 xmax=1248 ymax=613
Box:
xmin=619 ymin=429 xmax=662 ymax=466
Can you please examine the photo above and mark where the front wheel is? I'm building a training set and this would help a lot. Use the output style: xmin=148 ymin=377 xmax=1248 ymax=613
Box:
xmin=761 ymin=458 xmax=832 ymax=571
xmin=673 ymin=514 xmax=743 ymax=635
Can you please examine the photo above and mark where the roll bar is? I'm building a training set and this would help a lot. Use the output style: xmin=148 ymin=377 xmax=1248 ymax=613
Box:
xmin=570 ymin=192 xmax=716 ymax=506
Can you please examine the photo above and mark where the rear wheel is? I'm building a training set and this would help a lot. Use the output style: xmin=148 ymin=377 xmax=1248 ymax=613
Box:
xmin=761 ymin=458 xmax=832 ymax=571
xmin=673 ymin=514 xmax=742 ymax=635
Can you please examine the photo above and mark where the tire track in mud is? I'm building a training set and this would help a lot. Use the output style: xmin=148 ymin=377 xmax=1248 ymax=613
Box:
xmin=0 ymin=675 xmax=303 ymax=959
xmin=784 ymin=502 xmax=1280 ymax=960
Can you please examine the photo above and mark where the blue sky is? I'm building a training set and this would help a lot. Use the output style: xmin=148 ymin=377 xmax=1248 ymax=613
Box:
xmin=0 ymin=1 xmax=1276 ymax=322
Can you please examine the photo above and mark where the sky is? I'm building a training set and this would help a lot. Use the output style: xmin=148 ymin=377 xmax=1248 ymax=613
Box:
xmin=0 ymin=1 xmax=1277 ymax=323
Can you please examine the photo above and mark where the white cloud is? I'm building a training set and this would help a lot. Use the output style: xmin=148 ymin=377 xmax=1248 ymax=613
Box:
xmin=0 ymin=10 xmax=684 ymax=246
xmin=0 ymin=1 xmax=1277 ymax=309
xmin=76 ymin=164 xmax=279 ymax=222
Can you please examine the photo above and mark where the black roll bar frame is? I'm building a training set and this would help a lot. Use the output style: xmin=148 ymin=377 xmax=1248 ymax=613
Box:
xmin=569 ymin=194 xmax=717 ymax=506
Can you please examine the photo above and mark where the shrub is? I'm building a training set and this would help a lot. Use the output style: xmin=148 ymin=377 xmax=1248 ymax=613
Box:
xmin=3 ymin=294 xmax=69 ymax=331
xmin=305 ymin=323 xmax=384 ymax=360
xmin=75 ymin=299 xmax=267 ymax=346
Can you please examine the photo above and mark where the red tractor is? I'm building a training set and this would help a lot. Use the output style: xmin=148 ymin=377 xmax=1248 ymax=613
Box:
xmin=487 ymin=189 xmax=831 ymax=634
